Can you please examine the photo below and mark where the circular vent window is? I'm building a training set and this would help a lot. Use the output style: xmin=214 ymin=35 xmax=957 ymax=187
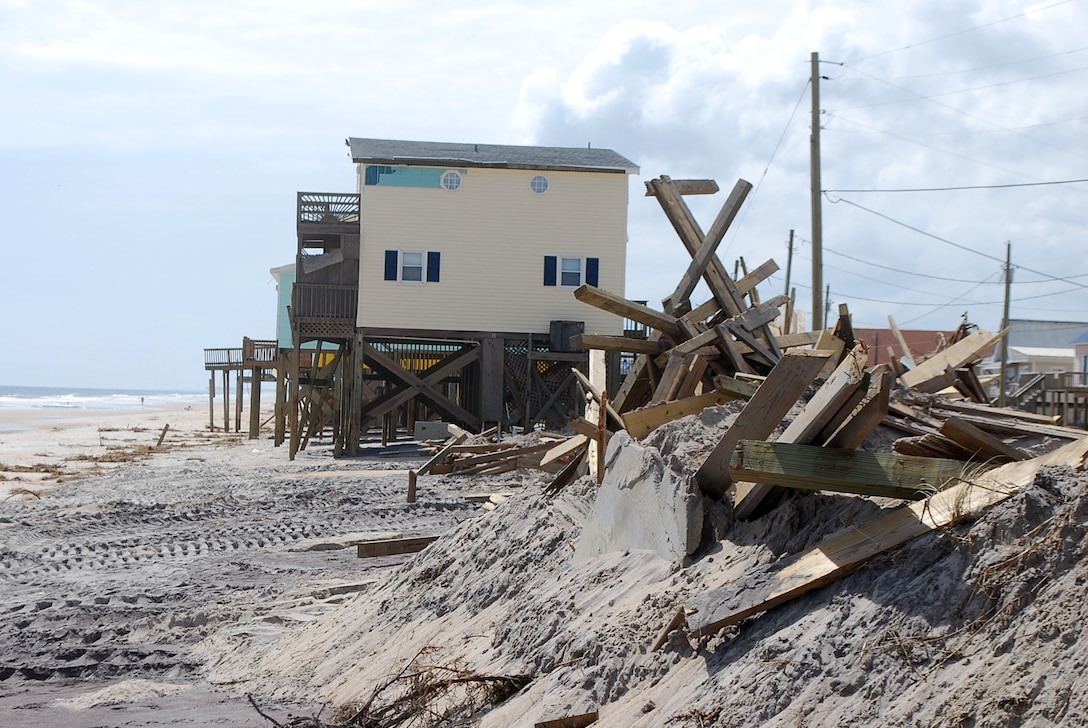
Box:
xmin=442 ymin=171 xmax=462 ymax=191
xmin=530 ymin=175 xmax=549 ymax=194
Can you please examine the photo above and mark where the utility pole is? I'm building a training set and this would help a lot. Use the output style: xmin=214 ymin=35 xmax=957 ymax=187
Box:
xmin=810 ymin=51 xmax=824 ymax=331
xmin=999 ymin=242 xmax=1012 ymax=407
xmin=784 ymin=229 xmax=794 ymax=297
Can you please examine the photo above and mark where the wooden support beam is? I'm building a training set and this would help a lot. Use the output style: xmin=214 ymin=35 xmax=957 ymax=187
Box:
xmin=623 ymin=390 xmax=733 ymax=440
xmin=573 ymin=285 xmax=681 ymax=340
xmin=570 ymin=334 xmax=666 ymax=355
xmin=668 ymin=179 xmax=753 ymax=310
xmin=899 ymin=327 xmax=1009 ymax=393
xmin=643 ymin=178 xmax=719 ymax=196
xmin=684 ymin=435 xmax=1088 ymax=640
xmin=730 ymin=440 xmax=973 ymax=500
xmin=694 ymin=349 xmax=834 ymax=498
xmin=363 ymin=343 xmax=481 ymax=429
xmin=647 ymin=176 xmax=746 ymax=317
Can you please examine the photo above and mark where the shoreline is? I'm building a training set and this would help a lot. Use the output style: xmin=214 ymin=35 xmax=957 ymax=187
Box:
xmin=0 ymin=400 xmax=249 ymax=498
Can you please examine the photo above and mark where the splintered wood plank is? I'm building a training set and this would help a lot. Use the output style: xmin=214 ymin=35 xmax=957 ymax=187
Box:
xmin=940 ymin=416 xmax=1029 ymax=462
xmin=733 ymin=344 xmax=869 ymax=519
xmin=623 ymin=390 xmax=734 ymax=440
xmin=770 ymin=331 xmax=820 ymax=348
xmin=713 ymin=375 xmax=759 ymax=400
xmin=685 ymin=436 xmax=1088 ymax=639
xmin=540 ymin=434 xmax=590 ymax=468
xmin=357 ymin=535 xmax=443 ymax=558
xmin=416 ymin=433 xmax=469 ymax=475
xmin=888 ymin=314 xmax=917 ymax=368
xmin=899 ymin=327 xmax=1009 ymax=392
xmin=736 ymin=259 xmax=780 ymax=297
xmin=825 ymin=365 xmax=891 ymax=449
xmin=694 ymin=349 xmax=833 ymax=498
xmin=534 ymin=711 xmax=599 ymax=728
xmin=573 ymin=285 xmax=681 ymax=340
xmin=729 ymin=440 xmax=972 ymax=500
xmin=734 ymin=295 xmax=789 ymax=332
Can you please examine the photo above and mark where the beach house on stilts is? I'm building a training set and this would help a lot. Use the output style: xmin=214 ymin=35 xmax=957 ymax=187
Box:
xmin=282 ymin=137 xmax=639 ymax=457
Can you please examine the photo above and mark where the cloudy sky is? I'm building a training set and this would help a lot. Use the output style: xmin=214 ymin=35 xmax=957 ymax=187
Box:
xmin=1 ymin=0 xmax=1084 ymax=390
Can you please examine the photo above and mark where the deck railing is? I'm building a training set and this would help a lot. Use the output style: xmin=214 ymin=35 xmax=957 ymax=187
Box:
xmin=204 ymin=348 xmax=244 ymax=371
xmin=297 ymin=192 xmax=360 ymax=226
xmin=243 ymin=338 xmax=279 ymax=366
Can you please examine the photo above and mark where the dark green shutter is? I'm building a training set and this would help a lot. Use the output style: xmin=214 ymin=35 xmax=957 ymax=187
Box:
xmin=544 ymin=256 xmax=557 ymax=286
xmin=426 ymin=252 xmax=441 ymax=282
xmin=384 ymin=250 xmax=398 ymax=280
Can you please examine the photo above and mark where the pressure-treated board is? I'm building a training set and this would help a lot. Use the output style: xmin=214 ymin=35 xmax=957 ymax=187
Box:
xmin=685 ymin=436 xmax=1088 ymax=639
xmin=729 ymin=440 xmax=973 ymax=500
xmin=357 ymin=535 xmax=443 ymax=558
xmin=733 ymin=345 xmax=869 ymax=518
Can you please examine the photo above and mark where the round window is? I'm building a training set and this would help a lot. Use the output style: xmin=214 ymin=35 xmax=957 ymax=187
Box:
xmin=530 ymin=175 xmax=549 ymax=194
xmin=442 ymin=171 xmax=462 ymax=191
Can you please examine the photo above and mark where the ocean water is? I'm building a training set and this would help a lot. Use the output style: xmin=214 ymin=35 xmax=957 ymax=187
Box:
xmin=0 ymin=385 xmax=205 ymax=413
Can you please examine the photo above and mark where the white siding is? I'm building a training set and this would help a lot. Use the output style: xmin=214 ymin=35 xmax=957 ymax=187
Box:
xmin=356 ymin=166 xmax=629 ymax=335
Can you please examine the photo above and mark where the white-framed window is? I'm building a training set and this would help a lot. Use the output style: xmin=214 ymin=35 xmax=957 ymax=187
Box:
xmin=530 ymin=175 xmax=549 ymax=194
xmin=385 ymin=250 xmax=441 ymax=283
xmin=401 ymin=251 xmax=424 ymax=282
xmin=560 ymin=256 xmax=582 ymax=287
xmin=442 ymin=171 xmax=462 ymax=191
xmin=544 ymin=255 xmax=598 ymax=288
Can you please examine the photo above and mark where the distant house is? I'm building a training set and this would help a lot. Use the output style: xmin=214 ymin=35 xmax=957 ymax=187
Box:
xmin=347 ymin=137 xmax=638 ymax=336
xmin=282 ymin=137 xmax=640 ymax=454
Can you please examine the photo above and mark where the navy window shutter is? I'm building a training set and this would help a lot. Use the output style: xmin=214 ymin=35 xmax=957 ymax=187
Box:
xmin=585 ymin=257 xmax=599 ymax=287
xmin=426 ymin=251 xmax=441 ymax=282
xmin=543 ymin=256 xmax=557 ymax=286
xmin=384 ymin=250 xmax=398 ymax=281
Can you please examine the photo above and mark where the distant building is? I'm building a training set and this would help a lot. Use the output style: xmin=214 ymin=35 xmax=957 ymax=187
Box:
xmin=348 ymin=137 xmax=638 ymax=336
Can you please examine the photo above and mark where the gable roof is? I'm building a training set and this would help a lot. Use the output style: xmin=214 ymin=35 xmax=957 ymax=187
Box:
xmin=346 ymin=137 xmax=639 ymax=175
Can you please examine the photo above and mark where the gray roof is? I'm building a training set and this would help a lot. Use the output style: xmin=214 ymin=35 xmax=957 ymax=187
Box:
xmin=346 ymin=137 xmax=639 ymax=174
xmin=1007 ymin=319 xmax=1088 ymax=348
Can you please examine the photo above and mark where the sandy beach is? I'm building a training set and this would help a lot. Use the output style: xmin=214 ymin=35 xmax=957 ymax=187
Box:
xmin=0 ymin=401 xmax=489 ymax=726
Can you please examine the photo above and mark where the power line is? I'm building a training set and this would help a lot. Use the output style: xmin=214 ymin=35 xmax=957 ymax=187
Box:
xmin=829 ymin=65 xmax=1085 ymax=160
xmin=825 ymin=178 xmax=1088 ymax=193
xmin=831 ymin=64 xmax=1088 ymax=111
xmin=823 ymin=112 xmax=1061 ymax=179
xmin=872 ymin=46 xmax=1088 ymax=81
xmin=823 ymin=112 xmax=1088 ymax=137
xmin=845 ymin=0 xmax=1074 ymax=64
xmin=827 ymin=196 xmax=1088 ymax=290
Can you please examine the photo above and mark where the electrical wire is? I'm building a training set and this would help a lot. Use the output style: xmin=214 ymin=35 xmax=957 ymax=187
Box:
xmin=825 ymin=178 xmax=1088 ymax=193
xmin=827 ymin=195 xmax=1088 ymax=290
xmin=845 ymin=0 xmax=1074 ymax=64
